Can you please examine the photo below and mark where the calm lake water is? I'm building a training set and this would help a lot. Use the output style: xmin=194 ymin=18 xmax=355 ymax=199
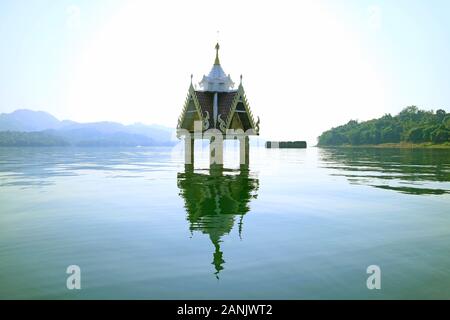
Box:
xmin=0 ymin=146 xmax=449 ymax=299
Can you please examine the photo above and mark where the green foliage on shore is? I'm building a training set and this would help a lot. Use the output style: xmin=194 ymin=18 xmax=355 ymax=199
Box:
xmin=0 ymin=130 xmax=173 ymax=147
xmin=0 ymin=131 xmax=69 ymax=146
xmin=318 ymin=106 xmax=450 ymax=146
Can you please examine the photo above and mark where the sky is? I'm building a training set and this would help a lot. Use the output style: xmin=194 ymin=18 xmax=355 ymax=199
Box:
xmin=1 ymin=0 xmax=450 ymax=144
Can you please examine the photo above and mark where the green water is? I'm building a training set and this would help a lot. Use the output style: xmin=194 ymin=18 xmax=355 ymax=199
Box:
xmin=0 ymin=146 xmax=449 ymax=299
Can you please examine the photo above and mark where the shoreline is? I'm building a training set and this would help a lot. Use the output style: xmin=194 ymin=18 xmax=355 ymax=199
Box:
xmin=317 ymin=142 xmax=450 ymax=149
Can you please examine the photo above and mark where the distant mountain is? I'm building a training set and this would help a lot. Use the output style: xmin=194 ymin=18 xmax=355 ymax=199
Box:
xmin=0 ymin=109 xmax=176 ymax=147
xmin=0 ymin=109 xmax=62 ymax=131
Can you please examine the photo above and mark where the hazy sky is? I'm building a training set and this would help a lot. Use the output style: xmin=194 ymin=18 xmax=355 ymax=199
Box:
xmin=1 ymin=0 xmax=449 ymax=143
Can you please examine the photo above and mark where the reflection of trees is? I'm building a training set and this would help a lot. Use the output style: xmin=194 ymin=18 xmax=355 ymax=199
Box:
xmin=177 ymin=167 xmax=259 ymax=278
xmin=319 ymin=148 xmax=450 ymax=195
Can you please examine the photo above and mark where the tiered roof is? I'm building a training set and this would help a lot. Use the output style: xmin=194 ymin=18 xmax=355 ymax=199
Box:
xmin=177 ymin=43 xmax=259 ymax=135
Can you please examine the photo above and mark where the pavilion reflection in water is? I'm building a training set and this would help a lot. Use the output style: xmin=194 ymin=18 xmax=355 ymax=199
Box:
xmin=177 ymin=166 xmax=259 ymax=278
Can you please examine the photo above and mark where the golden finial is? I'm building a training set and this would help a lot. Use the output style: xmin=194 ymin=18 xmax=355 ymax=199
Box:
xmin=214 ymin=42 xmax=220 ymax=65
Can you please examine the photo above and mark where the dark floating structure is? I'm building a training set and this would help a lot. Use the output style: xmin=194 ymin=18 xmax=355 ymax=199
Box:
xmin=265 ymin=141 xmax=307 ymax=149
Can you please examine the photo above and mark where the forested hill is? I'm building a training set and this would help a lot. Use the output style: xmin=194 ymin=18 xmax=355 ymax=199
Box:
xmin=318 ymin=106 xmax=450 ymax=146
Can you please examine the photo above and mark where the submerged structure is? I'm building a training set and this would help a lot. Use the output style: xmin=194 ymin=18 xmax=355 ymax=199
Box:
xmin=177 ymin=43 xmax=260 ymax=168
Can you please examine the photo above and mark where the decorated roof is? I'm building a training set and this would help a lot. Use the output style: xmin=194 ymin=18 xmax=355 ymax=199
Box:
xmin=195 ymin=91 xmax=238 ymax=129
xmin=177 ymin=43 xmax=259 ymax=135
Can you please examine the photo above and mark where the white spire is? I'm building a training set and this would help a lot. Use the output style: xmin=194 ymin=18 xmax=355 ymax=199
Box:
xmin=199 ymin=43 xmax=235 ymax=92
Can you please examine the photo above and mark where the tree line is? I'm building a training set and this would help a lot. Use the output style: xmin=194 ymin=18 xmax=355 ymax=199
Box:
xmin=0 ymin=131 xmax=69 ymax=146
xmin=0 ymin=130 xmax=172 ymax=147
xmin=318 ymin=106 xmax=450 ymax=146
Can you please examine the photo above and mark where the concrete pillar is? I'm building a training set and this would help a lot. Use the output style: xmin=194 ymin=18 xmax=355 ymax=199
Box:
xmin=239 ymin=136 xmax=250 ymax=167
xmin=184 ymin=136 xmax=194 ymax=165
xmin=210 ymin=135 xmax=223 ymax=168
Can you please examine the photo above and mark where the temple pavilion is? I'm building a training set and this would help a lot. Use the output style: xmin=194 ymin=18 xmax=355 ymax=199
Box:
xmin=177 ymin=43 xmax=259 ymax=168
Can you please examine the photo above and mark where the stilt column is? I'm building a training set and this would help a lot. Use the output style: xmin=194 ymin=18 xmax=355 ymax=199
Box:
xmin=240 ymin=136 xmax=250 ymax=167
xmin=184 ymin=136 xmax=194 ymax=165
xmin=210 ymin=135 xmax=223 ymax=168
